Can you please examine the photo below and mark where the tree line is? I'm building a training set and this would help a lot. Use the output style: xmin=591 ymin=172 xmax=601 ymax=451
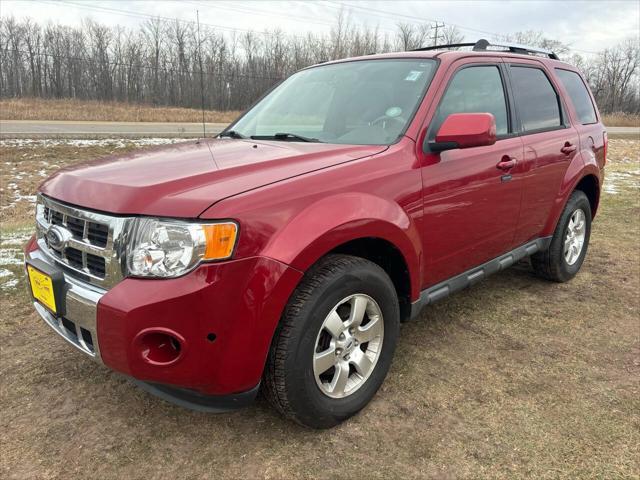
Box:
xmin=1 ymin=15 xmax=638 ymax=113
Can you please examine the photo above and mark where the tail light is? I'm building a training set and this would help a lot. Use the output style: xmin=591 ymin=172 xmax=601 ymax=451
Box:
xmin=603 ymin=131 xmax=608 ymax=166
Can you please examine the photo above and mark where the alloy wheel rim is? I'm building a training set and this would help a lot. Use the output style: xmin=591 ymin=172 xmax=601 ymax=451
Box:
xmin=564 ymin=208 xmax=586 ymax=266
xmin=313 ymin=294 xmax=384 ymax=399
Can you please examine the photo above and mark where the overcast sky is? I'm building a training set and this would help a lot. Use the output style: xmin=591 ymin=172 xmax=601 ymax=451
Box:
xmin=2 ymin=0 xmax=638 ymax=55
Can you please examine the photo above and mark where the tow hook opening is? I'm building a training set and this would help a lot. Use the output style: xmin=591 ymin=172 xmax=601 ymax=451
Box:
xmin=134 ymin=329 xmax=185 ymax=366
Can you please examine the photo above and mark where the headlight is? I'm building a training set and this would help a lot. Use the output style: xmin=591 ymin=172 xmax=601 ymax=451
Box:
xmin=127 ymin=218 xmax=238 ymax=278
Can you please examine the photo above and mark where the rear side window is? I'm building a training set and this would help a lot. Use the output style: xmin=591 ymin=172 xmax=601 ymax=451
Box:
xmin=510 ymin=66 xmax=562 ymax=132
xmin=555 ymin=69 xmax=597 ymax=124
xmin=432 ymin=65 xmax=509 ymax=136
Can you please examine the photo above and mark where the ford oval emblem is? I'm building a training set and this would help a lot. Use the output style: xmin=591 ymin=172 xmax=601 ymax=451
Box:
xmin=46 ymin=225 xmax=71 ymax=250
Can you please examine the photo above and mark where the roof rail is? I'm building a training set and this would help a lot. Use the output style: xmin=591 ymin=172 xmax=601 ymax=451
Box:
xmin=411 ymin=42 xmax=477 ymax=52
xmin=412 ymin=38 xmax=559 ymax=60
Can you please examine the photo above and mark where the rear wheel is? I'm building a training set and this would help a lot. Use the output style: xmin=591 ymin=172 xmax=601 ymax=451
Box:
xmin=263 ymin=254 xmax=399 ymax=429
xmin=531 ymin=190 xmax=592 ymax=282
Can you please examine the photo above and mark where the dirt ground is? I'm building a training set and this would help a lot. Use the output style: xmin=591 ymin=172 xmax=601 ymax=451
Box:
xmin=0 ymin=139 xmax=638 ymax=479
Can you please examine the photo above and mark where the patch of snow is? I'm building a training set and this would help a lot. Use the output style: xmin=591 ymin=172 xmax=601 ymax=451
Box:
xmin=603 ymin=170 xmax=639 ymax=195
xmin=0 ymin=138 xmax=185 ymax=148
xmin=14 ymin=193 xmax=37 ymax=203
xmin=0 ymin=249 xmax=23 ymax=266
xmin=1 ymin=230 xmax=32 ymax=246
xmin=0 ymin=267 xmax=18 ymax=291
xmin=603 ymin=183 xmax=618 ymax=195
xmin=1 ymin=278 xmax=19 ymax=290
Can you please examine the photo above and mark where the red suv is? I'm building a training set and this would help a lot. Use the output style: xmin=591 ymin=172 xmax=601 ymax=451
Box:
xmin=24 ymin=40 xmax=606 ymax=428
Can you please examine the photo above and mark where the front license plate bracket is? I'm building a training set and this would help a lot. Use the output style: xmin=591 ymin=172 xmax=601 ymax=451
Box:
xmin=26 ymin=257 xmax=67 ymax=317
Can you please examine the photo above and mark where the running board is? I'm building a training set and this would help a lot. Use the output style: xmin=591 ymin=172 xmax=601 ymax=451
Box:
xmin=409 ymin=237 xmax=552 ymax=321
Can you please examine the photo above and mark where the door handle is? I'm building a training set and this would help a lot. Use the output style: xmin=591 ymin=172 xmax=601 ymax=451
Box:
xmin=497 ymin=156 xmax=517 ymax=171
xmin=561 ymin=142 xmax=577 ymax=155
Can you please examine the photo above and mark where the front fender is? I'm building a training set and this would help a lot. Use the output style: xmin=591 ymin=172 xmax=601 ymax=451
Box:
xmin=261 ymin=192 xmax=422 ymax=300
xmin=542 ymin=148 xmax=602 ymax=236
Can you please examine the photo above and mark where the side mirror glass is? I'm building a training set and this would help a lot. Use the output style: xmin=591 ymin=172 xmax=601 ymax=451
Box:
xmin=429 ymin=113 xmax=497 ymax=152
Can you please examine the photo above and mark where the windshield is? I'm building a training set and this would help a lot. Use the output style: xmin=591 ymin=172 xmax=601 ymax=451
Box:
xmin=227 ymin=59 xmax=437 ymax=145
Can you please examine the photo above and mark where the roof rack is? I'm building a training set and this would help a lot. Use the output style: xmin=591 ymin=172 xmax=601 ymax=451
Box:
xmin=412 ymin=38 xmax=559 ymax=60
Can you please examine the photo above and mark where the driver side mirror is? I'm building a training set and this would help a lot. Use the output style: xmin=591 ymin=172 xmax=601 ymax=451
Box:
xmin=429 ymin=113 xmax=497 ymax=152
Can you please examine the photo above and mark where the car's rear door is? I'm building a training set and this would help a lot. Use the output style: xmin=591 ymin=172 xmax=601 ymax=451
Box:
xmin=554 ymin=67 xmax=607 ymax=169
xmin=504 ymin=59 xmax=581 ymax=245
xmin=419 ymin=58 xmax=524 ymax=286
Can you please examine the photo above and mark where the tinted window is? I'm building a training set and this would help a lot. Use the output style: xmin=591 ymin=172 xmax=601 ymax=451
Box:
xmin=510 ymin=67 xmax=562 ymax=131
xmin=433 ymin=66 xmax=508 ymax=136
xmin=555 ymin=69 xmax=597 ymax=124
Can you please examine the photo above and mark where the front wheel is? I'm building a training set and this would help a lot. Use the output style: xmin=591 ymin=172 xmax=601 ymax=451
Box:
xmin=531 ymin=190 xmax=592 ymax=282
xmin=263 ymin=254 xmax=400 ymax=429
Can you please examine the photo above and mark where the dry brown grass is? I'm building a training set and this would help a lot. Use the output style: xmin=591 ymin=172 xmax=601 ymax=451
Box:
xmin=0 ymin=140 xmax=639 ymax=478
xmin=2 ymin=98 xmax=638 ymax=129
xmin=0 ymin=98 xmax=241 ymax=123
xmin=602 ymin=112 xmax=640 ymax=127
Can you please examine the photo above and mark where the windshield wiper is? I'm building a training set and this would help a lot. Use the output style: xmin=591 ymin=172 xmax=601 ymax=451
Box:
xmin=218 ymin=130 xmax=247 ymax=139
xmin=251 ymin=132 xmax=323 ymax=143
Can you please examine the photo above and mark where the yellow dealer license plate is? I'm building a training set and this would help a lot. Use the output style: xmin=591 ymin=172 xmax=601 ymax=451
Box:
xmin=27 ymin=265 xmax=57 ymax=314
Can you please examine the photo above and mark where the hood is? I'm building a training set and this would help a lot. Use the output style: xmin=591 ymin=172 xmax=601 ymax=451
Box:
xmin=39 ymin=139 xmax=387 ymax=217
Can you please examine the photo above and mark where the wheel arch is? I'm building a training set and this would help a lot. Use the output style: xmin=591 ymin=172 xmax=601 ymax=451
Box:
xmin=328 ymin=237 xmax=413 ymax=321
xmin=261 ymin=192 xmax=422 ymax=306
xmin=574 ymin=174 xmax=600 ymax=218
xmin=542 ymin=162 xmax=602 ymax=236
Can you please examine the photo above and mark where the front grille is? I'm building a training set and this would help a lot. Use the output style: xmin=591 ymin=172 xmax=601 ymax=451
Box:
xmin=63 ymin=246 xmax=83 ymax=269
xmin=44 ymin=205 xmax=109 ymax=248
xmin=88 ymin=223 xmax=109 ymax=247
xmin=36 ymin=195 xmax=130 ymax=288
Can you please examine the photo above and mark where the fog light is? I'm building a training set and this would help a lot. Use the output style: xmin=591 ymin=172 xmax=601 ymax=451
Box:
xmin=135 ymin=329 xmax=184 ymax=365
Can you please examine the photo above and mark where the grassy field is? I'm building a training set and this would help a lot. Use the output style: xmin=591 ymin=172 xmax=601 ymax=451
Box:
xmin=2 ymin=98 xmax=639 ymax=128
xmin=602 ymin=113 xmax=640 ymax=128
xmin=0 ymin=139 xmax=638 ymax=479
xmin=0 ymin=98 xmax=241 ymax=123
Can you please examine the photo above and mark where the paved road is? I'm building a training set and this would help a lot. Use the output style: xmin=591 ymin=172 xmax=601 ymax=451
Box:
xmin=606 ymin=126 xmax=640 ymax=136
xmin=0 ymin=120 xmax=229 ymax=138
xmin=0 ymin=120 xmax=638 ymax=138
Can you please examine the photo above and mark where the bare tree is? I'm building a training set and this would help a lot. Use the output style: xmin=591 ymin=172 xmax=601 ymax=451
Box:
xmin=581 ymin=39 xmax=639 ymax=113
xmin=395 ymin=22 xmax=430 ymax=51
xmin=506 ymin=30 xmax=570 ymax=58
xmin=0 ymin=18 xmax=637 ymax=115
xmin=440 ymin=25 xmax=464 ymax=46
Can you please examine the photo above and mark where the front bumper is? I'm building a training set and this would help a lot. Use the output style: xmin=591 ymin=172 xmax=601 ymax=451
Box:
xmin=27 ymin=243 xmax=105 ymax=360
xmin=25 ymin=235 xmax=303 ymax=401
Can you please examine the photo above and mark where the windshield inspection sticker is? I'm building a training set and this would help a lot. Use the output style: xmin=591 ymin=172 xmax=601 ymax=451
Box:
xmin=405 ymin=70 xmax=423 ymax=81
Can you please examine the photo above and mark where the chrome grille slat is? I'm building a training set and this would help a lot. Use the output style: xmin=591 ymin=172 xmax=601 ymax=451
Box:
xmin=82 ymin=219 xmax=89 ymax=242
xmin=35 ymin=195 xmax=132 ymax=288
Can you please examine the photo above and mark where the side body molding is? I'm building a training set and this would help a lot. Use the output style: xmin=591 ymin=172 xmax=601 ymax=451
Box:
xmin=410 ymin=237 xmax=552 ymax=320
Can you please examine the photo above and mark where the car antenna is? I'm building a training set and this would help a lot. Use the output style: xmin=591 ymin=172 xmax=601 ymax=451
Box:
xmin=196 ymin=10 xmax=206 ymax=143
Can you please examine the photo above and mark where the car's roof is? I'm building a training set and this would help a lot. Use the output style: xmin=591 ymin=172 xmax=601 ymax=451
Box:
xmin=319 ymin=49 xmax=573 ymax=69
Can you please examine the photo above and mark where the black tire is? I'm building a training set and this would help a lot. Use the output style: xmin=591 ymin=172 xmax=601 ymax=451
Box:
xmin=262 ymin=254 xmax=400 ymax=429
xmin=531 ymin=190 xmax=592 ymax=282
